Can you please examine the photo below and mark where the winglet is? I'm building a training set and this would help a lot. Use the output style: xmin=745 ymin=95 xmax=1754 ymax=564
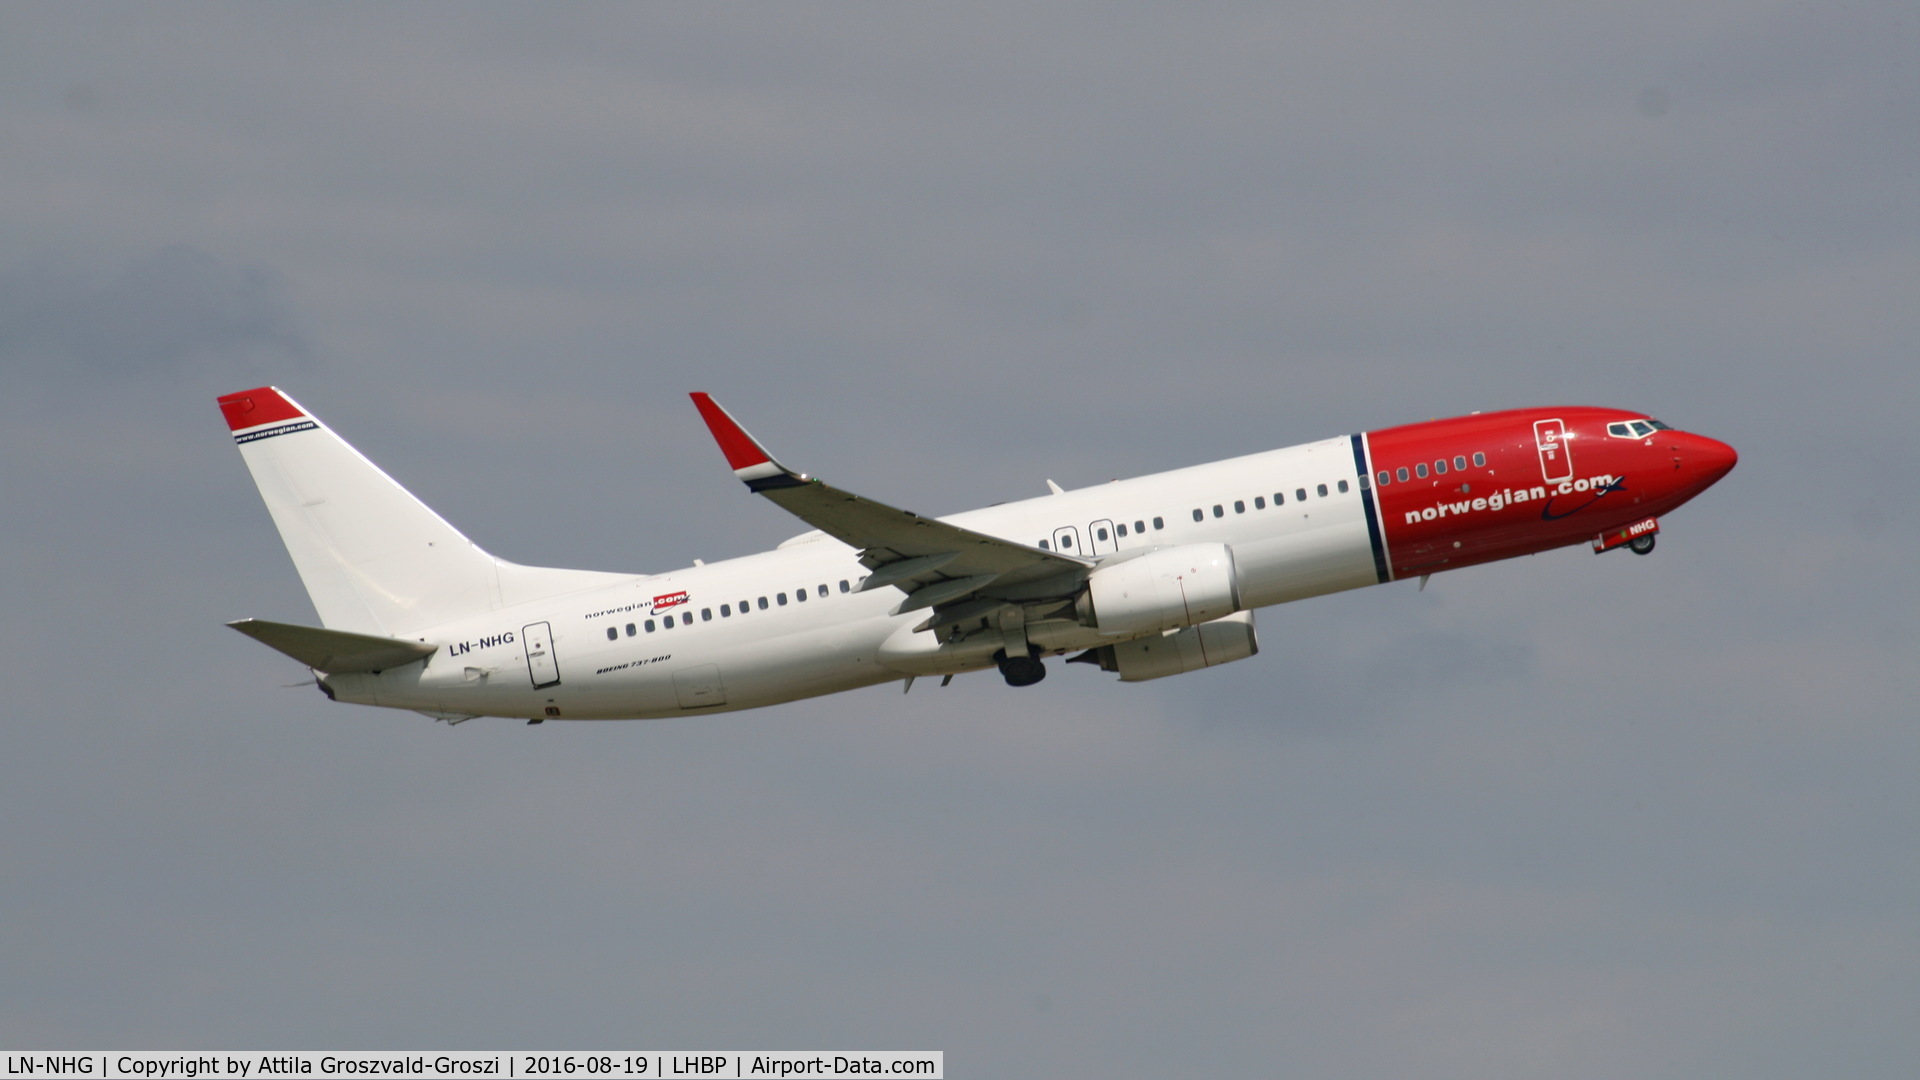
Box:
xmin=690 ymin=393 xmax=807 ymax=489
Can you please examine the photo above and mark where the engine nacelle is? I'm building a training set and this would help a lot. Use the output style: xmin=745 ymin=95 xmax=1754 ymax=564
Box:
xmin=1079 ymin=543 xmax=1241 ymax=636
xmin=1075 ymin=610 xmax=1260 ymax=682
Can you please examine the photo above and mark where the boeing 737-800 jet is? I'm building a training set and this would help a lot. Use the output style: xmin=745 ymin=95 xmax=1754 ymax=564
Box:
xmin=218 ymin=387 xmax=1736 ymax=723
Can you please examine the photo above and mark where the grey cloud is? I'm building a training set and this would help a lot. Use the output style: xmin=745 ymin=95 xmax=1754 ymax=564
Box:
xmin=0 ymin=246 xmax=309 ymax=378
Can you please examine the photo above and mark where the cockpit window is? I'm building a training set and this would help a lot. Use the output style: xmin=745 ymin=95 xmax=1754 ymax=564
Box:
xmin=1610 ymin=419 xmax=1670 ymax=438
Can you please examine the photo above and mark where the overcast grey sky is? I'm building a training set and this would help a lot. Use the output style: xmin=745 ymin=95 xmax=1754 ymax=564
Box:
xmin=2 ymin=4 xmax=1915 ymax=1077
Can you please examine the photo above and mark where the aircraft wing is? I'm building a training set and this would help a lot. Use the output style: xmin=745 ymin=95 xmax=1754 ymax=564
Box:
xmin=691 ymin=393 xmax=1092 ymax=620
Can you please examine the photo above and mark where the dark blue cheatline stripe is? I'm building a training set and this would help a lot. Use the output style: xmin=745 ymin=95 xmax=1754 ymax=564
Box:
xmin=1350 ymin=433 xmax=1392 ymax=583
xmin=234 ymin=419 xmax=318 ymax=445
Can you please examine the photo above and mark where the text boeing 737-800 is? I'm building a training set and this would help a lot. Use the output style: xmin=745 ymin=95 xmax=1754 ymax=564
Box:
xmin=218 ymin=388 xmax=1735 ymax=723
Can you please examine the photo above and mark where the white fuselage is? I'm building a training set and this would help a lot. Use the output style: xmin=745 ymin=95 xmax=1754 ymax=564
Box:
xmin=326 ymin=435 xmax=1379 ymax=720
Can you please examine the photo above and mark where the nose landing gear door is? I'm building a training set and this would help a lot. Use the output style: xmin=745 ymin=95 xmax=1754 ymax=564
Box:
xmin=1534 ymin=418 xmax=1573 ymax=484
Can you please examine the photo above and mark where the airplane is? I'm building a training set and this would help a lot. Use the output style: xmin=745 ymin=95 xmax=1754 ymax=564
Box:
xmin=217 ymin=387 xmax=1736 ymax=723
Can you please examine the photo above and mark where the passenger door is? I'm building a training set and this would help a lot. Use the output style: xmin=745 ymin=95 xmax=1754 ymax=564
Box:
xmin=521 ymin=621 xmax=560 ymax=689
xmin=1534 ymin=418 xmax=1573 ymax=484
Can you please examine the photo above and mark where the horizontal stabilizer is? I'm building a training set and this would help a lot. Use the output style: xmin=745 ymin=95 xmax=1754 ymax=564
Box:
xmin=228 ymin=618 xmax=438 ymax=674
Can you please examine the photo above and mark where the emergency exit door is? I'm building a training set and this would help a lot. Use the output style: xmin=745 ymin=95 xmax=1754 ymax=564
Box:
xmin=1088 ymin=519 xmax=1118 ymax=555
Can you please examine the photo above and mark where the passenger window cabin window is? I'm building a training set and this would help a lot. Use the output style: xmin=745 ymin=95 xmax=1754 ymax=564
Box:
xmin=1338 ymin=479 xmax=1349 ymax=493
xmin=795 ymin=588 xmax=807 ymax=602
xmin=1454 ymin=456 xmax=1467 ymax=471
xmin=1295 ymin=488 xmax=1307 ymax=501
xmin=1378 ymin=471 xmax=1391 ymax=486
xmin=1059 ymin=534 xmax=1074 ymax=548
xmin=839 ymin=579 xmax=850 ymax=593
xmin=702 ymin=608 xmax=712 ymax=621
xmin=818 ymin=584 xmax=828 ymax=598
xmin=721 ymin=604 xmax=731 ymax=617
xmin=1316 ymin=483 xmax=1328 ymax=497
xmin=777 ymin=593 xmax=788 ymax=606
xmin=606 ymin=627 xmax=617 ymax=641
xmin=1357 ymin=474 xmax=1369 ymax=490
xmin=1233 ymin=500 xmax=1245 ymax=514
xmin=1135 ymin=520 xmax=1146 ymax=533
xmin=1415 ymin=463 xmax=1428 ymax=479
xmin=1193 ymin=509 xmax=1204 ymax=522
xmin=645 ymin=619 xmax=655 ymax=632
xmin=664 ymin=615 xmax=675 ymax=628
xmin=739 ymin=599 xmax=749 ymax=613
xmin=1274 ymin=492 xmax=1285 ymax=505
xmin=1152 ymin=516 xmax=1164 ymax=530
xmin=1039 ymin=539 xmax=1049 ymax=550
xmin=1116 ymin=523 xmax=1128 ymax=537
xmin=1473 ymin=452 xmax=1486 ymax=467
xmin=1254 ymin=496 xmax=1266 ymax=509
xmin=1212 ymin=504 xmax=1224 ymax=518
xmin=1397 ymin=467 xmax=1410 ymax=482
xmin=758 ymin=596 xmax=769 ymax=610
xmin=1097 ymin=527 xmax=1109 ymax=540
xmin=625 ymin=623 xmax=636 ymax=637
xmin=1434 ymin=459 xmax=1447 ymax=475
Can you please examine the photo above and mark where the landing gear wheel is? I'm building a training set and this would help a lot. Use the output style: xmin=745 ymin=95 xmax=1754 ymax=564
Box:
xmin=1629 ymin=534 xmax=1657 ymax=555
xmin=994 ymin=647 xmax=1047 ymax=687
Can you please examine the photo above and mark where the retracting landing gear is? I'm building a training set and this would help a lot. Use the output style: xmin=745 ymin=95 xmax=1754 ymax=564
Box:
xmin=994 ymin=646 xmax=1047 ymax=687
xmin=992 ymin=605 xmax=1046 ymax=687
xmin=1629 ymin=534 xmax=1656 ymax=555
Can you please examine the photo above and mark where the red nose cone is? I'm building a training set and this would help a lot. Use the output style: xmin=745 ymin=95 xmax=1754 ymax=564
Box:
xmin=1686 ymin=433 xmax=1738 ymax=489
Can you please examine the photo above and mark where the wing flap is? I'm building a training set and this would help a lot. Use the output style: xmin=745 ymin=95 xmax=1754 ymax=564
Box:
xmin=860 ymin=552 xmax=962 ymax=591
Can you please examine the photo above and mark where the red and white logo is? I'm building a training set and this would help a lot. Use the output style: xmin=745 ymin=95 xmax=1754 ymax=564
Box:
xmin=651 ymin=591 xmax=689 ymax=611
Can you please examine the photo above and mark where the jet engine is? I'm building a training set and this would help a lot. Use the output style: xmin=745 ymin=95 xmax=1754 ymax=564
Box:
xmin=1076 ymin=543 xmax=1241 ymax=636
xmin=1070 ymin=610 xmax=1259 ymax=682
